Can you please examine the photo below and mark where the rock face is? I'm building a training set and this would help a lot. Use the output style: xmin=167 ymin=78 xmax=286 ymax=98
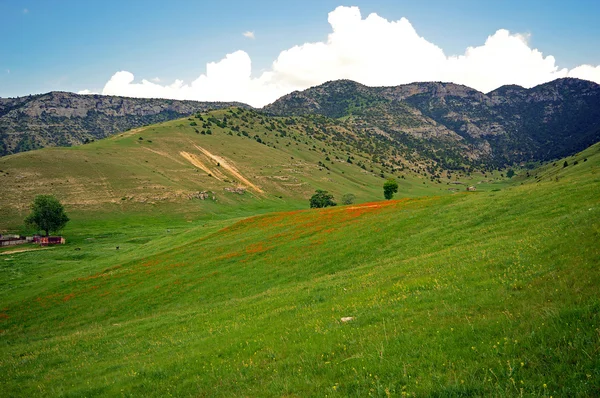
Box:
xmin=0 ymin=92 xmax=250 ymax=156
xmin=264 ymin=78 xmax=600 ymax=166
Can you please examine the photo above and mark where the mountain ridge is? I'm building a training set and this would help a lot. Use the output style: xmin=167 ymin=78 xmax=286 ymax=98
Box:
xmin=2 ymin=78 xmax=600 ymax=168
xmin=264 ymin=77 xmax=600 ymax=166
xmin=0 ymin=91 xmax=251 ymax=156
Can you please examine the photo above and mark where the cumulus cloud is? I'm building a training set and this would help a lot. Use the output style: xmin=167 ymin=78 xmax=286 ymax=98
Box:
xmin=243 ymin=31 xmax=255 ymax=39
xmin=77 ymin=89 xmax=99 ymax=95
xmin=100 ymin=52 xmax=285 ymax=106
xmin=84 ymin=6 xmax=600 ymax=107
xmin=567 ymin=64 xmax=600 ymax=82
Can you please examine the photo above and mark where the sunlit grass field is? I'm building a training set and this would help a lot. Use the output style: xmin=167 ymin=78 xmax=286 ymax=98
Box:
xmin=1 ymin=142 xmax=599 ymax=396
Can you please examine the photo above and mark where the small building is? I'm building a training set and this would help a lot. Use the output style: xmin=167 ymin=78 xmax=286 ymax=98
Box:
xmin=0 ymin=236 xmax=28 ymax=247
xmin=466 ymin=186 xmax=477 ymax=191
xmin=39 ymin=236 xmax=66 ymax=246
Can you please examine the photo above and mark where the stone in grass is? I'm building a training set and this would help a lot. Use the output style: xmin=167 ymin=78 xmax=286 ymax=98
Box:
xmin=340 ymin=317 xmax=354 ymax=323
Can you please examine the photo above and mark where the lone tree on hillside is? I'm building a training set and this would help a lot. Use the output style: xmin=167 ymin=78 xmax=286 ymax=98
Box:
xmin=507 ymin=169 xmax=515 ymax=179
xmin=383 ymin=178 xmax=399 ymax=200
xmin=25 ymin=195 xmax=69 ymax=236
xmin=309 ymin=190 xmax=337 ymax=208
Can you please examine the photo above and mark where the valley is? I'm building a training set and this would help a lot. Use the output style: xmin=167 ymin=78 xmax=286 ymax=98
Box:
xmin=0 ymin=82 xmax=599 ymax=397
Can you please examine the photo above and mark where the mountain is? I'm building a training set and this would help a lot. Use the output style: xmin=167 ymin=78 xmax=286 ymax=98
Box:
xmin=0 ymin=92 xmax=250 ymax=156
xmin=3 ymin=78 xmax=600 ymax=168
xmin=264 ymin=78 xmax=600 ymax=167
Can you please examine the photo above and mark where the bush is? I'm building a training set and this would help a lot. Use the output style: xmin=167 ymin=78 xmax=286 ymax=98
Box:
xmin=341 ymin=193 xmax=356 ymax=205
xmin=309 ymin=190 xmax=337 ymax=208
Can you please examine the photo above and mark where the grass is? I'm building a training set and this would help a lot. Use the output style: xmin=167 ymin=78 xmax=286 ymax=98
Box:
xmin=0 ymin=108 xmax=506 ymax=231
xmin=1 ymin=140 xmax=599 ymax=396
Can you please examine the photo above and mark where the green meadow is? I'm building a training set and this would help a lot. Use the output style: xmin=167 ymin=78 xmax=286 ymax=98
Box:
xmin=0 ymin=109 xmax=505 ymax=230
xmin=0 ymin=117 xmax=599 ymax=396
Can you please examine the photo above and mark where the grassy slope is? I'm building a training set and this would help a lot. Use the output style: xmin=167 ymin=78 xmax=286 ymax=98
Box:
xmin=1 ymin=143 xmax=598 ymax=396
xmin=0 ymin=108 xmax=505 ymax=232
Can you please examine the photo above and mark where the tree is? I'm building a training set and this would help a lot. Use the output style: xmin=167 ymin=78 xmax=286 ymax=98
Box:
xmin=383 ymin=178 xmax=399 ymax=200
xmin=25 ymin=195 xmax=69 ymax=236
xmin=309 ymin=190 xmax=337 ymax=208
xmin=507 ymin=169 xmax=515 ymax=179
xmin=341 ymin=193 xmax=356 ymax=205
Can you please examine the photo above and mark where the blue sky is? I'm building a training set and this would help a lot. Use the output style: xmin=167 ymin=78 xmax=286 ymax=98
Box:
xmin=2 ymin=0 xmax=599 ymax=104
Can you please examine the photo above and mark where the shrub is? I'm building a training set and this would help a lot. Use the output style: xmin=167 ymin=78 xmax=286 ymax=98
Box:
xmin=341 ymin=193 xmax=356 ymax=205
xmin=309 ymin=190 xmax=337 ymax=208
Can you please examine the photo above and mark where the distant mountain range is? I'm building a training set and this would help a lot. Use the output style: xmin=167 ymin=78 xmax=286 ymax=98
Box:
xmin=0 ymin=92 xmax=248 ymax=156
xmin=264 ymin=78 xmax=600 ymax=167
xmin=2 ymin=78 xmax=600 ymax=168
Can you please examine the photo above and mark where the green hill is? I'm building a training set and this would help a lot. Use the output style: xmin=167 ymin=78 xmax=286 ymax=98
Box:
xmin=0 ymin=107 xmax=503 ymax=231
xmin=1 ymin=132 xmax=598 ymax=396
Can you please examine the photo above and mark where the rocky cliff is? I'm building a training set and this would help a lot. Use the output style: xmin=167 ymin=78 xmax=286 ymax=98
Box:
xmin=0 ymin=92 xmax=250 ymax=156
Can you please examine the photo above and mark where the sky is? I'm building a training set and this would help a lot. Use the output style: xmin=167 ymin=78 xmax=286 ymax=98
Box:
xmin=2 ymin=0 xmax=600 ymax=107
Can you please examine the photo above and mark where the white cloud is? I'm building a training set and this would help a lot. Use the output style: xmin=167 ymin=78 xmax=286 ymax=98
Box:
xmin=567 ymin=64 xmax=600 ymax=83
xmin=77 ymin=89 xmax=98 ymax=95
xmin=84 ymin=6 xmax=600 ymax=107
xmin=151 ymin=77 xmax=161 ymax=83
xmin=443 ymin=30 xmax=571 ymax=92
xmin=23 ymin=8 xmax=29 ymax=14
xmin=243 ymin=31 xmax=255 ymax=39
xmin=100 ymin=52 xmax=284 ymax=106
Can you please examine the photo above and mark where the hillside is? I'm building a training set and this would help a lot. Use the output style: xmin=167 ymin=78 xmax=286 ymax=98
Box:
xmin=1 ymin=142 xmax=598 ymax=396
xmin=0 ymin=107 xmax=511 ymax=231
xmin=4 ymin=78 xmax=599 ymax=172
xmin=0 ymin=91 xmax=249 ymax=156
xmin=264 ymin=78 xmax=600 ymax=167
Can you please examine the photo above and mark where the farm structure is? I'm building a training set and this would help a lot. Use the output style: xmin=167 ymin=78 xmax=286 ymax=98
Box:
xmin=38 ymin=236 xmax=66 ymax=246
xmin=0 ymin=235 xmax=65 ymax=247
xmin=0 ymin=235 xmax=28 ymax=247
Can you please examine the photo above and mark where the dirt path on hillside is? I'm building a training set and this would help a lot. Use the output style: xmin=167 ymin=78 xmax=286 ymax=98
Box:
xmin=1 ymin=247 xmax=53 ymax=255
xmin=193 ymin=145 xmax=264 ymax=194
xmin=180 ymin=151 xmax=224 ymax=181
xmin=144 ymin=147 xmax=185 ymax=165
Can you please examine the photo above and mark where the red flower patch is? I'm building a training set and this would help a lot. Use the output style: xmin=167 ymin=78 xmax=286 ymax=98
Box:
xmin=63 ymin=293 xmax=75 ymax=302
xmin=246 ymin=242 xmax=271 ymax=254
